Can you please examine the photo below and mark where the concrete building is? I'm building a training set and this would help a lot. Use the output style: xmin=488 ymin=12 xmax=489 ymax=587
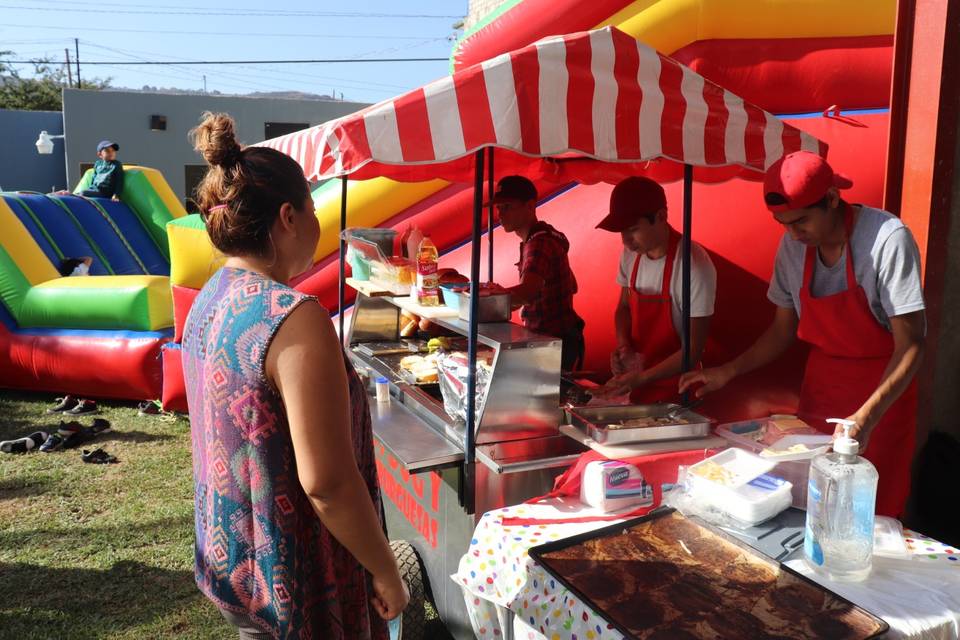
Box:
xmin=464 ymin=0 xmax=509 ymax=29
xmin=61 ymin=88 xmax=367 ymax=206
xmin=0 ymin=109 xmax=67 ymax=192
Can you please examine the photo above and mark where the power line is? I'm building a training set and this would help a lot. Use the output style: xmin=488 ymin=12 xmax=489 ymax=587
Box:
xmin=0 ymin=3 xmax=462 ymax=18
xmin=0 ymin=22 xmax=454 ymax=40
xmin=3 ymin=57 xmax=448 ymax=65
xmin=79 ymin=41 xmax=413 ymax=93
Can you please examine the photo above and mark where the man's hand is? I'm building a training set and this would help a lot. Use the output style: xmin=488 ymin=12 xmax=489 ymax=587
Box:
xmin=595 ymin=372 xmax=637 ymax=398
xmin=678 ymin=364 xmax=735 ymax=398
xmin=610 ymin=346 xmax=642 ymax=376
xmin=833 ymin=412 xmax=877 ymax=450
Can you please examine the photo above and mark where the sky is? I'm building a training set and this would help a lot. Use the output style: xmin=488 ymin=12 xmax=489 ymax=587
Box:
xmin=0 ymin=0 xmax=467 ymax=104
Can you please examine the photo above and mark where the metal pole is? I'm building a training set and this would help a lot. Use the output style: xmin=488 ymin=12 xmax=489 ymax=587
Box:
xmin=74 ymin=38 xmax=80 ymax=89
xmin=463 ymin=147 xmax=484 ymax=515
xmin=65 ymin=49 xmax=73 ymax=88
xmin=487 ymin=147 xmax=495 ymax=281
xmin=339 ymin=176 xmax=348 ymax=345
xmin=681 ymin=164 xmax=693 ymax=404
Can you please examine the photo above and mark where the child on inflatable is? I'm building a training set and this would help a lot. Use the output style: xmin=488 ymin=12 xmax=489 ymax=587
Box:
xmin=80 ymin=140 xmax=125 ymax=200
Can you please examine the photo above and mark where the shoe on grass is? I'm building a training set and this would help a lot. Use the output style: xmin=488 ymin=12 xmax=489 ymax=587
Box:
xmin=137 ymin=401 xmax=160 ymax=416
xmin=82 ymin=448 xmax=118 ymax=464
xmin=0 ymin=431 xmax=48 ymax=453
xmin=39 ymin=433 xmax=65 ymax=452
xmin=46 ymin=396 xmax=79 ymax=414
xmin=89 ymin=418 xmax=112 ymax=434
xmin=64 ymin=400 xmax=99 ymax=416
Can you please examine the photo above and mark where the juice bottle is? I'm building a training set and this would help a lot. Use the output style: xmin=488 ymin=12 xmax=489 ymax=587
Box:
xmin=416 ymin=237 xmax=440 ymax=306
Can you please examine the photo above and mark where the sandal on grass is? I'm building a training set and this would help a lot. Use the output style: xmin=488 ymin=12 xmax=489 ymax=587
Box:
xmin=81 ymin=448 xmax=118 ymax=464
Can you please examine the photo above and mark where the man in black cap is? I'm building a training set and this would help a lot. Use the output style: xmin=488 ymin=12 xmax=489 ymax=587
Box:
xmin=492 ymin=175 xmax=585 ymax=371
xmin=81 ymin=140 xmax=124 ymax=200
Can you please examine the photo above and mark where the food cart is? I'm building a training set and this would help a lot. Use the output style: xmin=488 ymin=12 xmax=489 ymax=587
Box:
xmin=259 ymin=26 xmax=824 ymax=638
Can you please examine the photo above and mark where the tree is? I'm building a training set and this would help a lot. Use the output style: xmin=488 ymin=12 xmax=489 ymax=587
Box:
xmin=0 ymin=51 xmax=110 ymax=111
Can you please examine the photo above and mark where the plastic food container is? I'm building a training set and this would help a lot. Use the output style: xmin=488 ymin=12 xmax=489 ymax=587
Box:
xmin=716 ymin=421 xmax=818 ymax=509
xmin=439 ymin=283 xmax=468 ymax=312
xmin=375 ymin=377 xmax=390 ymax=404
xmin=759 ymin=434 xmax=833 ymax=461
xmin=688 ymin=448 xmax=775 ymax=490
xmin=350 ymin=228 xmax=397 ymax=257
xmin=711 ymin=474 xmax=793 ymax=526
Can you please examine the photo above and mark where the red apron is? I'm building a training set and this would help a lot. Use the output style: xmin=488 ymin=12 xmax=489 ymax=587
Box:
xmin=628 ymin=230 xmax=684 ymax=404
xmin=795 ymin=208 xmax=917 ymax=518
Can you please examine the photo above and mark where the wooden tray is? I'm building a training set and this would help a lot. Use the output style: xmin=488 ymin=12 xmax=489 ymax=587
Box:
xmin=529 ymin=508 xmax=889 ymax=640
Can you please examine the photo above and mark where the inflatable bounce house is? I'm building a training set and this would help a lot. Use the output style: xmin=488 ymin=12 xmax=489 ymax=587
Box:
xmin=0 ymin=168 xmax=184 ymax=400
xmin=0 ymin=0 xmax=897 ymax=420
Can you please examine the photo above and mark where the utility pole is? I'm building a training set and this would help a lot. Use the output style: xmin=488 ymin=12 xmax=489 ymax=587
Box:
xmin=74 ymin=38 xmax=81 ymax=88
xmin=64 ymin=48 xmax=73 ymax=88
xmin=203 ymin=75 xmax=207 ymax=93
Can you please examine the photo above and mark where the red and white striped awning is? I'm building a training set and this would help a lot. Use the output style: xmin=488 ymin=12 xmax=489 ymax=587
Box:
xmin=258 ymin=27 xmax=826 ymax=184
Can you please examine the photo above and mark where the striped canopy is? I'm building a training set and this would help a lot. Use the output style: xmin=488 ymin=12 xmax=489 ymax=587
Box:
xmin=259 ymin=27 xmax=826 ymax=184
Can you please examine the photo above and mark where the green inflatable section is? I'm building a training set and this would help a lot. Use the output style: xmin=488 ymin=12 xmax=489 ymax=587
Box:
xmin=0 ymin=244 xmax=32 ymax=318
xmin=18 ymin=278 xmax=171 ymax=331
xmin=168 ymin=213 xmax=207 ymax=231
xmin=75 ymin=168 xmax=175 ymax=260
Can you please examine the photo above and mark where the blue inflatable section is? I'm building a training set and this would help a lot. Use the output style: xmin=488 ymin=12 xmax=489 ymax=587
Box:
xmin=8 ymin=194 xmax=111 ymax=275
xmin=49 ymin=195 xmax=144 ymax=275
xmin=2 ymin=195 xmax=61 ymax=267
xmin=96 ymin=199 xmax=169 ymax=275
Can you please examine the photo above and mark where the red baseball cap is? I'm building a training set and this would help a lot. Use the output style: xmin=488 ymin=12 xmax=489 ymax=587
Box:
xmin=596 ymin=177 xmax=667 ymax=232
xmin=763 ymin=151 xmax=853 ymax=213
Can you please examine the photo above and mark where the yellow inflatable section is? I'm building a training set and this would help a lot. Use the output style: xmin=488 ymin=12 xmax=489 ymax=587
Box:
xmin=0 ymin=199 xmax=59 ymax=285
xmin=299 ymin=0 xmax=895 ymax=267
xmin=310 ymin=177 xmax=447 ymax=263
xmin=603 ymin=0 xmax=896 ymax=53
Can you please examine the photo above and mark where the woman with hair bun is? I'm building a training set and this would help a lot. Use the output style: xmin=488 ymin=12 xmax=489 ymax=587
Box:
xmin=182 ymin=112 xmax=407 ymax=640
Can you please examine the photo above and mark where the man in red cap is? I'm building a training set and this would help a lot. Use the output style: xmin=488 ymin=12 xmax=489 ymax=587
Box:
xmin=492 ymin=175 xmax=585 ymax=371
xmin=595 ymin=177 xmax=716 ymax=403
xmin=680 ymin=151 xmax=926 ymax=517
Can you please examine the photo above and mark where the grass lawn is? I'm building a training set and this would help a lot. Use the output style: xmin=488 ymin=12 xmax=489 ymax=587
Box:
xmin=0 ymin=390 xmax=451 ymax=640
xmin=0 ymin=390 xmax=232 ymax=640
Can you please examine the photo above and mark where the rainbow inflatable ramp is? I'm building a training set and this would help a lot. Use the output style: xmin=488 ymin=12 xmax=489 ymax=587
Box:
xmin=0 ymin=166 xmax=185 ymax=400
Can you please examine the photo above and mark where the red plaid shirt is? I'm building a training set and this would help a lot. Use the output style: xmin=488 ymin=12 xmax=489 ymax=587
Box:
xmin=517 ymin=222 xmax=584 ymax=338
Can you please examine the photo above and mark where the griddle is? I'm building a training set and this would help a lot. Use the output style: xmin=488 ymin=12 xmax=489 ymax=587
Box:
xmin=529 ymin=508 xmax=888 ymax=640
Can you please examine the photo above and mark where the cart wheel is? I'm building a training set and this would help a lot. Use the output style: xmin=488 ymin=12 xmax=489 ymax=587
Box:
xmin=390 ymin=539 xmax=428 ymax=639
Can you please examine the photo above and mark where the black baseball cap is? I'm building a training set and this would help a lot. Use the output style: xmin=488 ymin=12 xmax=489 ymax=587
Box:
xmin=97 ymin=140 xmax=119 ymax=152
xmin=487 ymin=175 xmax=537 ymax=205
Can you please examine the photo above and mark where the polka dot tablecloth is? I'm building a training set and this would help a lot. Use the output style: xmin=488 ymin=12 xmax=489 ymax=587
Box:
xmin=903 ymin=529 xmax=960 ymax=564
xmin=456 ymin=501 xmax=960 ymax=640
xmin=455 ymin=499 xmax=628 ymax=640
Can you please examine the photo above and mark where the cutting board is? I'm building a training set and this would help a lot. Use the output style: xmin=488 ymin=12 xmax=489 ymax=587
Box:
xmin=560 ymin=423 xmax=727 ymax=459
xmin=394 ymin=296 xmax=460 ymax=319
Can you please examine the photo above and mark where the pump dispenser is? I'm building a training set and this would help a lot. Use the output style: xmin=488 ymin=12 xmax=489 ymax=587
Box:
xmin=803 ymin=418 xmax=879 ymax=581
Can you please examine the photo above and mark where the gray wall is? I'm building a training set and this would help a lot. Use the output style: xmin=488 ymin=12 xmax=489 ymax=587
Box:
xmin=0 ymin=109 xmax=67 ymax=192
xmin=62 ymin=89 xmax=367 ymax=201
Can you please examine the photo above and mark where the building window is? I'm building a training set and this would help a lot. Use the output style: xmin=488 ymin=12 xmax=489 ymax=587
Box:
xmin=264 ymin=122 xmax=310 ymax=139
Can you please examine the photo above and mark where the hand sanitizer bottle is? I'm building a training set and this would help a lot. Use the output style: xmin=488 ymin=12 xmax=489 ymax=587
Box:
xmin=803 ymin=418 xmax=878 ymax=581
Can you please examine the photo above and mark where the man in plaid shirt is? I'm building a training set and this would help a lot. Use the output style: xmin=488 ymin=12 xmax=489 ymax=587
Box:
xmin=491 ymin=176 xmax=585 ymax=371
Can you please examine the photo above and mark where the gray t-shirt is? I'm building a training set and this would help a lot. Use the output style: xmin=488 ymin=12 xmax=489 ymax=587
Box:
xmin=767 ymin=205 xmax=925 ymax=329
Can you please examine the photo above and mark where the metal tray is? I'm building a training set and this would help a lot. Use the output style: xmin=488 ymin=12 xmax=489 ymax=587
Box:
xmin=529 ymin=508 xmax=889 ymax=640
xmin=567 ymin=403 xmax=712 ymax=444
xmin=447 ymin=289 xmax=512 ymax=323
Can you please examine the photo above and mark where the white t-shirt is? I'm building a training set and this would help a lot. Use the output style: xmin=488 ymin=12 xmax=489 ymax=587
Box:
xmin=767 ymin=205 xmax=925 ymax=330
xmin=616 ymin=241 xmax=717 ymax=334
